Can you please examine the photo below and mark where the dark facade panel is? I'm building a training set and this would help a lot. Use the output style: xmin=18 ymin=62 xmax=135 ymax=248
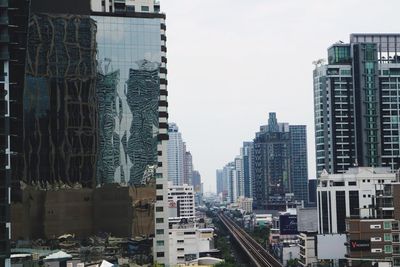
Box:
xmin=23 ymin=13 xmax=98 ymax=188
xmin=31 ymin=0 xmax=91 ymax=15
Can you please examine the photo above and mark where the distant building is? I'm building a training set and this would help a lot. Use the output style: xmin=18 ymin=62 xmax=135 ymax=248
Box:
xmin=168 ymin=183 xmax=195 ymax=220
xmin=168 ymin=123 xmax=185 ymax=186
xmin=234 ymin=155 xmax=244 ymax=197
xmin=242 ymin=142 xmax=254 ymax=198
xmin=192 ymin=170 xmax=202 ymax=193
xmin=313 ymin=34 xmax=400 ymax=177
xmin=237 ymin=196 xmax=253 ymax=213
xmin=183 ymin=151 xmax=193 ymax=185
xmin=253 ymin=112 xmax=308 ymax=209
xmin=216 ymin=169 xmax=224 ymax=196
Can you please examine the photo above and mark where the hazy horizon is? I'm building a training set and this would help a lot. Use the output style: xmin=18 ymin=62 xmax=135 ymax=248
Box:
xmin=162 ymin=0 xmax=400 ymax=193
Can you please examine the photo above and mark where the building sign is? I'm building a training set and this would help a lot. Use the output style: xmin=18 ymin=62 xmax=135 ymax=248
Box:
xmin=349 ymin=240 xmax=370 ymax=251
xmin=279 ymin=215 xmax=298 ymax=235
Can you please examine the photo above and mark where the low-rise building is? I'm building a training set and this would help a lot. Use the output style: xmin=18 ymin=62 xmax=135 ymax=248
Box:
xmin=168 ymin=223 xmax=214 ymax=266
xmin=298 ymin=233 xmax=317 ymax=267
xmin=237 ymin=197 xmax=253 ymax=213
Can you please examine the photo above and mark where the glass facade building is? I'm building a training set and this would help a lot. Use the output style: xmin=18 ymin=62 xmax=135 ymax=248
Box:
xmin=23 ymin=13 xmax=98 ymax=187
xmin=93 ymin=15 xmax=163 ymax=185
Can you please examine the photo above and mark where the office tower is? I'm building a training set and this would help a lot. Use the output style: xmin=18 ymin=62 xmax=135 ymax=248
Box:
xmin=192 ymin=170 xmax=201 ymax=193
xmin=14 ymin=0 xmax=170 ymax=264
xmin=91 ymin=2 xmax=169 ymax=264
xmin=183 ymin=151 xmax=193 ymax=185
xmin=167 ymin=123 xmax=185 ymax=186
xmin=0 ymin=1 xmax=30 ymax=266
xmin=242 ymin=142 xmax=254 ymax=198
xmin=253 ymin=112 xmax=308 ymax=209
xmin=313 ymin=33 xmax=400 ymax=177
xmin=290 ymin=125 xmax=309 ymax=204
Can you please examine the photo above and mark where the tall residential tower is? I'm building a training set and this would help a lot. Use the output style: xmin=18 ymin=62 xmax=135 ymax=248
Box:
xmin=253 ymin=113 xmax=308 ymax=209
xmin=314 ymin=33 xmax=400 ymax=177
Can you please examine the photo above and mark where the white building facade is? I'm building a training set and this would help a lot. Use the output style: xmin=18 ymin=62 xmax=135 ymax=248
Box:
xmin=169 ymin=225 xmax=214 ymax=266
xmin=168 ymin=183 xmax=195 ymax=220
xmin=168 ymin=123 xmax=185 ymax=186
xmin=317 ymin=167 xmax=396 ymax=234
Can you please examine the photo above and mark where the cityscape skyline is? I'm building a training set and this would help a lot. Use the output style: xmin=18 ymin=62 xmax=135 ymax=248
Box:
xmin=162 ymin=0 xmax=400 ymax=192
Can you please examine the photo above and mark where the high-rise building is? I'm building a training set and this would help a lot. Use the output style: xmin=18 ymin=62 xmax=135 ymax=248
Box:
xmin=7 ymin=0 xmax=170 ymax=264
xmin=234 ymin=155 xmax=244 ymax=197
xmin=290 ymin=125 xmax=309 ymax=204
xmin=0 ymin=1 xmax=30 ymax=266
xmin=192 ymin=170 xmax=201 ymax=193
xmin=216 ymin=169 xmax=224 ymax=196
xmin=183 ymin=150 xmax=193 ymax=185
xmin=167 ymin=123 xmax=185 ymax=186
xmin=242 ymin=142 xmax=254 ymax=198
xmin=90 ymin=4 xmax=170 ymax=263
xmin=222 ymin=162 xmax=235 ymax=203
xmin=313 ymin=34 xmax=400 ymax=177
xmin=253 ymin=112 xmax=308 ymax=209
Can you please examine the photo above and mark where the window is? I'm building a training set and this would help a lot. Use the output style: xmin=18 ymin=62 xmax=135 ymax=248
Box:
xmin=157 ymin=240 xmax=164 ymax=246
xmin=156 ymin=195 xmax=163 ymax=201
xmin=370 ymin=224 xmax=382 ymax=229
xmin=177 ymin=248 xmax=184 ymax=251
xmin=156 ymin=218 xmax=164 ymax=223
xmin=156 ymin=229 xmax=164 ymax=235
xmin=384 ymin=221 xmax=392 ymax=229
xmin=156 ymin=184 xmax=163 ymax=190
xmin=385 ymin=233 xmax=392 ymax=242
xmin=385 ymin=245 xmax=393 ymax=254
xmin=156 ymin=252 xmax=165 ymax=258
xmin=177 ymin=240 xmax=184 ymax=243
xmin=156 ymin=207 xmax=164 ymax=212
xmin=141 ymin=5 xmax=149 ymax=11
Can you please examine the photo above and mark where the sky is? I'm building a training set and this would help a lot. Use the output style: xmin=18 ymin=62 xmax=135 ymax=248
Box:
xmin=161 ymin=0 xmax=400 ymax=193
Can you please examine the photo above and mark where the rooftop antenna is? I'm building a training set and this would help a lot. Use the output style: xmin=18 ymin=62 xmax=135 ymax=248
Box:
xmin=312 ymin=58 xmax=326 ymax=67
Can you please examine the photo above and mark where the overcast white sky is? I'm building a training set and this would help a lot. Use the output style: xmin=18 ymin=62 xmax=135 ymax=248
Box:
xmin=161 ymin=0 xmax=400 ymax=193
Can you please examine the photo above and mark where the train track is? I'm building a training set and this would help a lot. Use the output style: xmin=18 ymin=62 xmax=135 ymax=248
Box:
xmin=218 ymin=213 xmax=282 ymax=267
